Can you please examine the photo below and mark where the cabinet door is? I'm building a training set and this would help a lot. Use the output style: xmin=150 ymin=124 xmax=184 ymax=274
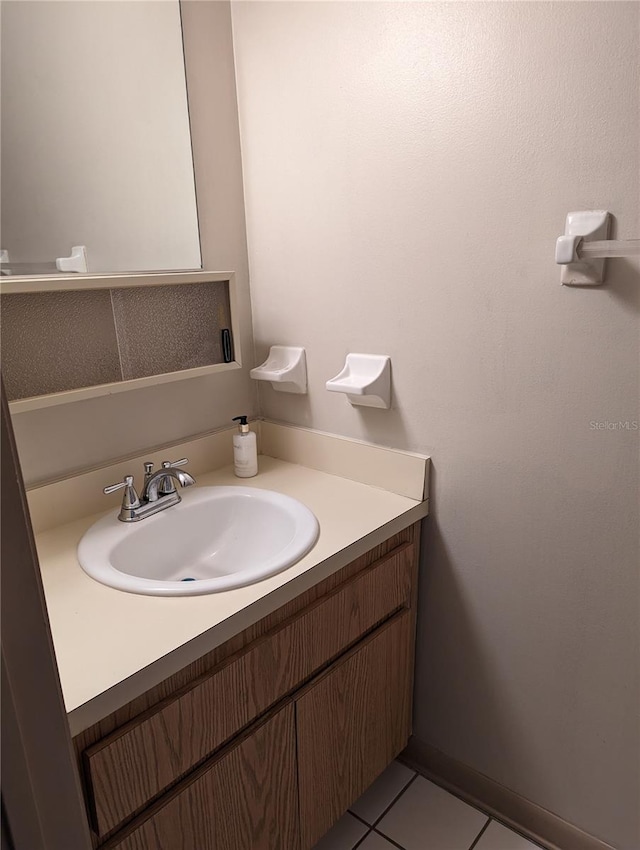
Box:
xmin=106 ymin=703 xmax=298 ymax=850
xmin=295 ymin=611 xmax=413 ymax=850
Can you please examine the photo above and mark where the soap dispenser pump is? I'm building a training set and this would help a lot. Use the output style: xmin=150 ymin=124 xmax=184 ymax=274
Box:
xmin=232 ymin=416 xmax=258 ymax=478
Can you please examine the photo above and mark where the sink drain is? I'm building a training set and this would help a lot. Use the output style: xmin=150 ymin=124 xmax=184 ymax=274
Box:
xmin=181 ymin=577 xmax=197 ymax=582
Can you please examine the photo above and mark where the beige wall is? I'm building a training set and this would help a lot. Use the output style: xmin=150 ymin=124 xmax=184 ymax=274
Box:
xmin=231 ymin=3 xmax=639 ymax=848
xmin=11 ymin=1 xmax=257 ymax=484
xmin=1 ymin=1 xmax=201 ymax=272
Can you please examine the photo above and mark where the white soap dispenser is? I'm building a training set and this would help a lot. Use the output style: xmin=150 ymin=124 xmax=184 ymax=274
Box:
xmin=232 ymin=416 xmax=258 ymax=478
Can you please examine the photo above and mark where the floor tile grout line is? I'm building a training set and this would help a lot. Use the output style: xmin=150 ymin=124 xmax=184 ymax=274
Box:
xmin=352 ymin=826 xmax=373 ymax=849
xmin=350 ymin=811 xmax=374 ymax=830
xmin=367 ymin=772 xmax=420 ymax=850
xmin=371 ymin=828 xmax=406 ymax=850
xmin=371 ymin=770 xmax=420 ymax=828
xmin=467 ymin=816 xmax=492 ymax=850
xmin=371 ymin=826 xmax=409 ymax=850
xmin=403 ymin=761 xmax=504 ymax=821
xmin=347 ymin=768 xmax=418 ymax=830
xmin=401 ymin=764 xmax=546 ymax=850
xmin=345 ymin=765 xmax=544 ymax=850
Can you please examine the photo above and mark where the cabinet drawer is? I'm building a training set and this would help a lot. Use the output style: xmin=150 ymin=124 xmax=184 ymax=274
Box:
xmin=85 ymin=542 xmax=415 ymax=837
xmin=104 ymin=703 xmax=298 ymax=850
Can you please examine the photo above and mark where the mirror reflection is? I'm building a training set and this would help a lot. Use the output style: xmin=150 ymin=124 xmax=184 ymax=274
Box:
xmin=0 ymin=0 xmax=201 ymax=276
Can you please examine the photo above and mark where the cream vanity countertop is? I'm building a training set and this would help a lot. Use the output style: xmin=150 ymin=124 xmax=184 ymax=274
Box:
xmin=31 ymin=424 xmax=429 ymax=735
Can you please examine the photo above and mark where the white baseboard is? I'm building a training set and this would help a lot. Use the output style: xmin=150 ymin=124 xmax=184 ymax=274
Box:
xmin=401 ymin=738 xmax=617 ymax=850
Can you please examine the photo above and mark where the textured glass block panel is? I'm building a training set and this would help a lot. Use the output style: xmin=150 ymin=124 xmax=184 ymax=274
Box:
xmin=1 ymin=290 xmax=121 ymax=400
xmin=111 ymin=281 xmax=231 ymax=380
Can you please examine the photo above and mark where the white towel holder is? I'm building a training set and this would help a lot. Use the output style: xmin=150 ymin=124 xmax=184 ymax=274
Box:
xmin=556 ymin=211 xmax=639 ymax=285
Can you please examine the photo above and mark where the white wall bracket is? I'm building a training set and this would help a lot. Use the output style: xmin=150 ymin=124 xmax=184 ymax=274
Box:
xmin=250 ymin=345 xmax=307 ymax=394
xmin=56 ymin=245 xmax=88 ymax=274
xmin=326 ymin=353 xmax=391 ymax=409
xmin=556 ymin=211 xmax=610 ymax=285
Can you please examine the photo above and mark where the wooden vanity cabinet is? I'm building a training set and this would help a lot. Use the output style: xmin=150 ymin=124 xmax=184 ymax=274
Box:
xmin=74 ymin=523 xmax=421 ymax=850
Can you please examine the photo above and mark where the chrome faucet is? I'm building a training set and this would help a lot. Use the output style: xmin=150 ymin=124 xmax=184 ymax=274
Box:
xmin=104 ymin=458 xmax=196 ymax=522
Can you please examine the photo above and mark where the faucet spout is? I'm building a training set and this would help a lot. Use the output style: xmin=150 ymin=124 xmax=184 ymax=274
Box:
xmin=143 ymin=467 xmax=196 ymax=503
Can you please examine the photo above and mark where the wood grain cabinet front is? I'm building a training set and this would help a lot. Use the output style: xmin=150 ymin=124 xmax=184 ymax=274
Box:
xmin=295 ymin=610 xmax=414 ymax=850
xmin=103 ymin=703 xmax=299 ymax=850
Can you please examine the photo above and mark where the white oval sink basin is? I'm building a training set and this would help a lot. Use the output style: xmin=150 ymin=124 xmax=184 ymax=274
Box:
xmin=77 ymin=486 xmax=319 ymax=596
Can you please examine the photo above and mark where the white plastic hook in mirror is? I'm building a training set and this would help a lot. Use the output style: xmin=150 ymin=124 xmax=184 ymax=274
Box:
xmin=56 ymin=245 xmax=88 ymax=274
xmin=326 ymin=354 xmax=391 ymax=409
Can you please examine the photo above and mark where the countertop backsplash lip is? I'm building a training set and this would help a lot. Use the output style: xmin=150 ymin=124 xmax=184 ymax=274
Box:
xmin=26 ymin=420 xmax=430 ymax=532
xmin=259 ymin=420 xmax=429 ymax=501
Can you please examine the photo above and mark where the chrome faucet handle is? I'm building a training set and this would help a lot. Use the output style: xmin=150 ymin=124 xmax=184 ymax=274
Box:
xmin=161 ymin=458 xmax=189 ymax=469
xmin=103 ymin=475 xmax=141 ymax=520
xmin=158 ymin=458 xmax=189 ymax=496
xmin=104 ymin=475 xmax=136 ymax=496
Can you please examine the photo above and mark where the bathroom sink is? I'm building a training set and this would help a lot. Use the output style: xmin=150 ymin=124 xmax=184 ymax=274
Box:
xmin=77 ymin=486 xmax=319 ymax=596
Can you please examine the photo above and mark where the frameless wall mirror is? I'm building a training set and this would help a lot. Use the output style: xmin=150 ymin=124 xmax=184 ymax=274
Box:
xmin=0 ymin=0 xmax=201 ymax=276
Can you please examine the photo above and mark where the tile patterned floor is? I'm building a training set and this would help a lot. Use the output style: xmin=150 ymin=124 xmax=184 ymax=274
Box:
xmin=312 ymin=761 xmax=543 ymax=850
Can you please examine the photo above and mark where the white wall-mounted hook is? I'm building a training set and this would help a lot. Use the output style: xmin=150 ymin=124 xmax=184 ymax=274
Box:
xmin=555 ymin=234 xmax=583 ymax=265
xmin=326 ymin=354 xmax=391 ymax=409
xmin=556 ymin=211 xmax=610 ymax=285
xmin=56 ymin=245 xmax=88 ymax=274
xmin=250 ymin=345 xmax=307 ymax=394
